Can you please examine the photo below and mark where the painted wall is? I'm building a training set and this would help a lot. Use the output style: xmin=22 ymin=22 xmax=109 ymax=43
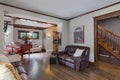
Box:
xmin=0 ymin=5 xmax=4 ymax=54
xmin=0 ymin=4 xmax=69 ymax=51
xmin=45 ymin=28 xmax=53 ymax=51
xmin=5 ymin=25 xmax=14 ymax=45
xmin=69 ymin=4 xmax=120 ymax=62
xmin=98 ymin=17 xmax=120 ymax=35
xmin=13 ymin=28 xmax=43 ymax=47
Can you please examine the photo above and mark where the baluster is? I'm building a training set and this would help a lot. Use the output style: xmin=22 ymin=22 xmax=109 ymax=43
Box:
xmin=110 ymin=35 xmax=113 ymax=48
xmin=115 ymin=37 xmax=118 ymax=53
xmin=107 ymin=33 xmax=110 ymax=47
xmin=119 ymin=38 xmax=120 ymax=54
xmin=102 ymin=30 xmax=105 ymax=43
xmin=106 ymin=32 xmax=109 ymax=47
xmin=105 ymin=31 xmax=108 ymax=45
xmin=108 ymin=33 xmax=111 ymax=47
xmin=100 ymin=27 xmax=103 ymax=42
xmin=98 ymin=27 xmax=101 ymax=41
xmin=113 ymin=35 xmax=116 ymax=51
xmin=117 ymin=37 xmax=120 ymax=53
xmin=114 ymin=36 xmax=117 ymax=51
xmin=113 ymin=35 xmax=115 ymax=50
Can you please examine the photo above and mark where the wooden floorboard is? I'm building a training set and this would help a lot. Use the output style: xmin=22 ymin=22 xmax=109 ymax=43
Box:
xmin=22 ymin=53 xmax=120 ymax=80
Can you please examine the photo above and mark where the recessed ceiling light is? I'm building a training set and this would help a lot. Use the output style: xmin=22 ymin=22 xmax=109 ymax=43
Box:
xmin=20 ymin=19 xmax=26 ymax=21
xmin=47 ymin=23 xmax=52 ymax=26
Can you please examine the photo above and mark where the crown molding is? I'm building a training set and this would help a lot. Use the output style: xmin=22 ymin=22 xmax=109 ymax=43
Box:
xmin=0 ymin=2 xmax=68 ymax=21
xmin=0 ymin=2 xmax=119 ymax=21
xmin=69 ymin=2 xmax=120 ymax=20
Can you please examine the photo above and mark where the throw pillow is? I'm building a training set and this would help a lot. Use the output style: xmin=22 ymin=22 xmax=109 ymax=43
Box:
xmin=0 ymin=54 xmax=10 ymax=63
xmin=73 ymin=48 xmax=84 ymax=57
xmin=0 ymin=62 xmax=21 ymax=80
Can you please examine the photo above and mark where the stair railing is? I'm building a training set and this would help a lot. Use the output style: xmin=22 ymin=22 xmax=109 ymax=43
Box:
xmin=98 ymin=25 xmax=120 ymax=54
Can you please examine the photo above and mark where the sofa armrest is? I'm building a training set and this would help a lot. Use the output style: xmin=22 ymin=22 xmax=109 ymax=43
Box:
xmin=74 ymin=55 xmax=89 ymax=71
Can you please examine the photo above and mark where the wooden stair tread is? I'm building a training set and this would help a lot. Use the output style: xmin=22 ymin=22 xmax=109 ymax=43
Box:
xmin=98 ymin=41 xmax=120 ymax=60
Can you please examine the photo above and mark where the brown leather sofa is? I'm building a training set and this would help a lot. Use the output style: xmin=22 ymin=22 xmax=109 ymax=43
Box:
xmin=11 ymin=61 xmax=29 ymax=80
xmin=57 ymin=45 xmax=90 ymax=71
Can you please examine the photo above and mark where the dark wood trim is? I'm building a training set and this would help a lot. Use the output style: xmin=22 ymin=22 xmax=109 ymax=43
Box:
xmin=94 ymin=10 xmax=120 ymax=68
xmin=5 ymin=15 xmax=57 ymax=26
xmin=0 ymin=2 xmax=67 ymax=20
xmin=70 ymin=2 xmax=120 ymax=20
xmin=94 ymin=10 xmax=120 ymax=21
xmin=94 ymin=19 xmax=99 ymax=68
xmin=14 ymin=24 xmax=48 ymax=30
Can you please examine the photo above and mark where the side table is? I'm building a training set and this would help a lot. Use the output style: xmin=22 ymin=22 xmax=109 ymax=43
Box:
xmin=7 ymin=54 xmax=21 ymax=62
xmin=50 ymin=55 xmax=57 ymax=64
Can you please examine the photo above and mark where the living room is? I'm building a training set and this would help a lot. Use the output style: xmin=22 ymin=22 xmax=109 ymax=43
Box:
xmin=0 ymin=0 xmax=120 ymax=80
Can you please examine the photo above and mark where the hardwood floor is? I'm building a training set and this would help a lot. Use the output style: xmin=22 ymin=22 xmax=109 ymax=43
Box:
xmin=22 ymin=53 xmax=120 ymax=80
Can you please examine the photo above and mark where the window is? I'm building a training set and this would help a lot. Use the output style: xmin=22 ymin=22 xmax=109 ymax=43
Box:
xmin=18 ymin=30 xmax=39 ymax=39
xmin=31 ymin=32 xmax=39 ymax=39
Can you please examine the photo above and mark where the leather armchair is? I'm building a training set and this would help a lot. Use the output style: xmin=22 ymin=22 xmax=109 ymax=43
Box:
xmin=57 ymin=45 xmax=90 ymax=71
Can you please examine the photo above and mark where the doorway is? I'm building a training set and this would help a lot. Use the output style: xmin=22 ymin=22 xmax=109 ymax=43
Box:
xmin=94 ymin=10 xmax=120 ymax=68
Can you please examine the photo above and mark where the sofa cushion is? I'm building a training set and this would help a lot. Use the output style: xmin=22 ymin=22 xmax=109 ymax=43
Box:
xmin=65 ymin=56 xmax=75 ymax=63
xmin=0 ymin=62 xmax=21 ymax=80
xmin=17 ymin=65 xmax=27 ymax=74
xmin=20 ymin=73 xmax=29 ymax=80
xmin=67 ymin=52 xmax=74 ymax=56
xmin=58 ymin=54 xmax=68 ymax=60
xmin=73 ymin=49 xmax=84 ymax=57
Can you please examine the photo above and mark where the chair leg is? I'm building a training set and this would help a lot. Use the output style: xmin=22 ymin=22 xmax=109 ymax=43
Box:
xmin=28 ymin=51 xmax=30 ymax=56
xmin=21 ymin=54 xmax=23 ymax=61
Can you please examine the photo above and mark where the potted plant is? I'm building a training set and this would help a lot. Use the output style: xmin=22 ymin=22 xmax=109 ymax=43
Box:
xmin=22 ymin=35 xmax=30 ymax=43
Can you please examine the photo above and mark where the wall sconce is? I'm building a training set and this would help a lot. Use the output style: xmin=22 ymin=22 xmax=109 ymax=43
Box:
xmin=47 ymin=34 xmax=51 ymax=38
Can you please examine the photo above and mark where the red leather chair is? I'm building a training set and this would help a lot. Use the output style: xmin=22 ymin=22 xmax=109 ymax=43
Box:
xmin=18 ymin=43 xmax=32 ymax=61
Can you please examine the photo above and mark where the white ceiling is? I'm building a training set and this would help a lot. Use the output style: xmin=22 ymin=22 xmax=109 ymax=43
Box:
xmin=0 ymin=0 xmax=120 ymax=20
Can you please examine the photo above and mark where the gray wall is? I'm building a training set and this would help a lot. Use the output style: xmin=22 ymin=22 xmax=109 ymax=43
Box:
xmin=98 ymin=17 xmax=120 ymax=35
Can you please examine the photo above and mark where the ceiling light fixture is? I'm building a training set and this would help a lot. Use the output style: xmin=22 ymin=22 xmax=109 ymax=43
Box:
xmin=20 ymin=19 xmax=26 ymax=21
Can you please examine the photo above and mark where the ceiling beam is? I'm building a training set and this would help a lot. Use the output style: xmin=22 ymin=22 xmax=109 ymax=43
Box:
xmin=14 ymin=24 xmax=48 ymax=30
xmin=4 ymin=15 xmax=57 ymax=26
xmin=0 ymin=2 xmax=67 ymax=20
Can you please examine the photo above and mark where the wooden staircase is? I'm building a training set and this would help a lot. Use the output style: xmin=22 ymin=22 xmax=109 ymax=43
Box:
xmin=98 ymin=25 xmax=120 ymax=60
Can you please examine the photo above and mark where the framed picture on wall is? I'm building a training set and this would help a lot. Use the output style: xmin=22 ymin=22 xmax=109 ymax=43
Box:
xmin=74 ymin=25 xmax=84 ymax=43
